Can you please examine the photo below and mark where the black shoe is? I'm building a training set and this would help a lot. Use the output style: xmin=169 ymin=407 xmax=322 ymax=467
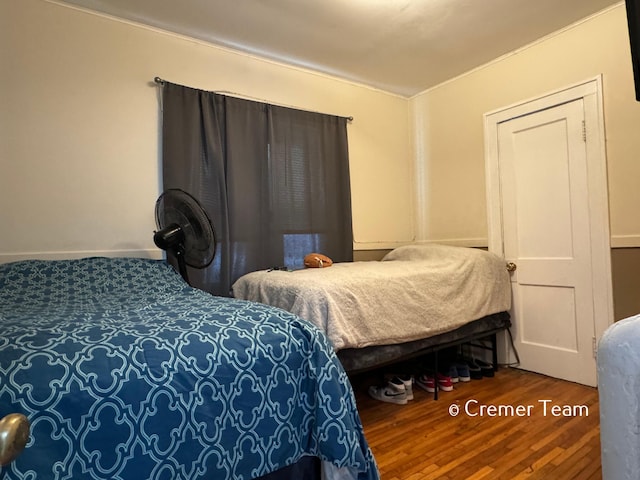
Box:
xmin=465 ymin=358 xmax=483 ymax=380
xmin=474 ymin=358 xmax=495 ymax=377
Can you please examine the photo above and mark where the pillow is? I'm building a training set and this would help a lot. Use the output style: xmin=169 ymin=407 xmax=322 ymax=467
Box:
xmin=382 ymin=244 xmax=449 ymax=261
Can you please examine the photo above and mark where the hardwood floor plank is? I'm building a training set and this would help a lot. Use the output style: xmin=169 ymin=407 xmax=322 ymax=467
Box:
xmin=551 ymin=428 xmax=601 ymax=466
xmin=511 ymin=446 xmax=565 ymax=479
xmin=351 ymin=367 xmax=601 ymax=479
xmin=463 ymin=466 xmax=494 ymax=480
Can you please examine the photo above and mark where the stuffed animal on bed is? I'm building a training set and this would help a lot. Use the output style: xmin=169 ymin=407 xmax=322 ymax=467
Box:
xmin=304 ymin=253 xmax=333 ymax=268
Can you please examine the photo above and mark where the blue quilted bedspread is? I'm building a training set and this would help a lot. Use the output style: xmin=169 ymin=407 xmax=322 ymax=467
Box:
xmin=0 ymin=257 xmax=378 ymax=480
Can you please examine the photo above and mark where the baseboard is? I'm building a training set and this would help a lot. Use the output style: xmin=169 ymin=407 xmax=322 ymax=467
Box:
xmin=355 ymin=236 xmax=639 ymax=251
xmin=0 ymin=249 xmax=164 ymax=264
xmin=611 ymin=235 xmax=640 ymax=248
xmin=417 ymin=238 xmax=489 ymax=248
xmin=354 ymin=238 xmax=488 ymax=251
xmin=353 ymin=240 xmax=412 ymax=251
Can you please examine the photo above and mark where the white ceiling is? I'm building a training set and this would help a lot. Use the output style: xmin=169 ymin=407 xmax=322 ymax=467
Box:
xmin=57 ymin=0 xmax=620 ymax=97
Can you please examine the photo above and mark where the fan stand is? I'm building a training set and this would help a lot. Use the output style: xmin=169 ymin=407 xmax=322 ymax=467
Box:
xmin=152 ymin=225 xmax=191 ymax=285
xmin=172 ymin=246 xmax=190 ymax=285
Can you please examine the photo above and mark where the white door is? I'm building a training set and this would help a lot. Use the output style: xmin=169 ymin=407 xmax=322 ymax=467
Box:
xmin=485 ymin=79 xmax=614 ymax=387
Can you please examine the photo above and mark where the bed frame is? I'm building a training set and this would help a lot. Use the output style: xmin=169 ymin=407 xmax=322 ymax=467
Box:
xmin=337 ymin=311 xmax=511 ymax=399
xmin=232 ymin=244 xmax=513 ymax=405
xmin=259 ymin=457 xmax=321 ymax=480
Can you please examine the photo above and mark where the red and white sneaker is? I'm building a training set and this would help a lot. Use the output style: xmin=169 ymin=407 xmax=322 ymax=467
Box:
xmin=436 ymin=372 xmax=454 ymax=392
xmin=416 ymin=372 xmax=454 ymax=393
xmin=416 ymin=374 xmax=436 ymax=393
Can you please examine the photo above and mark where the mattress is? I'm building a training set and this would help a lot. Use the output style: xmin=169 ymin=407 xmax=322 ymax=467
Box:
xmin=232 ymin=244 xmax=511 ymax=351
xmin=0 ymin=257 xmax=378 ymax=480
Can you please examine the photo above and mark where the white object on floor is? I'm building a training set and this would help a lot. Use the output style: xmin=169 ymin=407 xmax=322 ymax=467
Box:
xmin=368 ymin=378 xmax=408 ymax=405
xmin=400 ymin=376 xmax=414 ymax=401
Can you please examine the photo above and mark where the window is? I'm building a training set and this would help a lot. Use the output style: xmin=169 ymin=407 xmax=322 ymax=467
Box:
xmin=161 ymin=83 xmax=353 ymax=295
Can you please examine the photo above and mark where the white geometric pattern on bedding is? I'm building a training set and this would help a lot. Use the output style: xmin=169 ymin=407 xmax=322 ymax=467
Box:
xmin=0 ymin=257 xmax=378 ymax=480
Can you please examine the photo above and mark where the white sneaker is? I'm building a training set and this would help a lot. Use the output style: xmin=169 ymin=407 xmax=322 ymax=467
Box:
xmin=384 ymin=374 xmax=414 ymax=400
xmin=399 ymin=375 xmax=414 ymax=401
xmin=368 ymin=378 xmax=408 ymax=405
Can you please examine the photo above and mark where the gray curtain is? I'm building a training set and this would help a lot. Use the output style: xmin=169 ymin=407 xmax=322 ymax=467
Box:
xmin=161 ymin=82 xmax=353 ymax=296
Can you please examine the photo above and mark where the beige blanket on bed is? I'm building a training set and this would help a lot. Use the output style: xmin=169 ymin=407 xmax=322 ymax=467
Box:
xmin=232 ymin=244 xmax=511 ymax=351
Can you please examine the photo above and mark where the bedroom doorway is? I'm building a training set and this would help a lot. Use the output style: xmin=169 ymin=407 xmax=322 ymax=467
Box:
xmin=484 ymin=77 xmax=614 ymax=387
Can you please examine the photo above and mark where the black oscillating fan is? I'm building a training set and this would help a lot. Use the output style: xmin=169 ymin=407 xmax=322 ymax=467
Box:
xmin=153 ymin=189 xmax=216 ymax=285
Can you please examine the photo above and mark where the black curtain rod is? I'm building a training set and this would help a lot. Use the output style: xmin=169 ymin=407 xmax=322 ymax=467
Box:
xmin=153 ymin=77 xmax=354 ymax=122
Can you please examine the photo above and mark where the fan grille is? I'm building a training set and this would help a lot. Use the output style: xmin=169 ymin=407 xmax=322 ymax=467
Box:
xmin=155 ymin=189 xmax=216 ymax=268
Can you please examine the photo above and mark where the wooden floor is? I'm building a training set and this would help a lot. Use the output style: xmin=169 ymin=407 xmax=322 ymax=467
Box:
xmin=351 ymin=367 xmax=601 ymax=480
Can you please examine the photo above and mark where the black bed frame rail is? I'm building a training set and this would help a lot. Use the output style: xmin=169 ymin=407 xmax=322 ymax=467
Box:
xmin=344 ymin=325 xmax=509 ymax=401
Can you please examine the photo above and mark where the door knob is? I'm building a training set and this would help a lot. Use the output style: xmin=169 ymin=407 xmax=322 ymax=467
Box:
xmin=0 ymin=413 xmax=30 ymax=466
xmin=506 ymin=262 xmax=517 ymax=272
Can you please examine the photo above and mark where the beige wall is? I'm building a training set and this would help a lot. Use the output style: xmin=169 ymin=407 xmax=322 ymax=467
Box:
xmin=408 ymin=3 xmax=640 ymax=319
xmin=409 ymin=3 xmax=640 ymax=248
xmin=611 ymin=248 xmax=640 ymax=320
xmin=3 ymin=1 xmax=638 ymax=318
xmin=0 ymin=0 xmax=414 ymax=262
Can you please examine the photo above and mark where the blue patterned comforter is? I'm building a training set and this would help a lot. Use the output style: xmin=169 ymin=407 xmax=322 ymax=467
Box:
xmin=0 ymin=257 xmax=378 ymax=480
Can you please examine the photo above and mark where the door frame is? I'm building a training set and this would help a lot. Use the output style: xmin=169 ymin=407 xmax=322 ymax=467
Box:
xmin=483 ymin=76 xmax=614 ymax=364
